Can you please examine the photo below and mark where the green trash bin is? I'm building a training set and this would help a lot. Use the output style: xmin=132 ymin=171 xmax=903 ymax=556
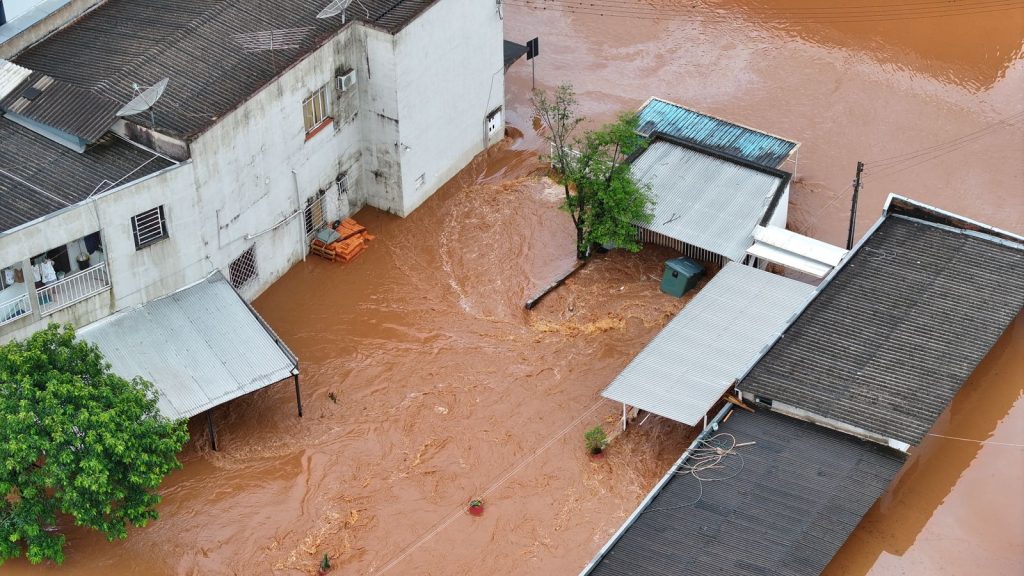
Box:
xmin=660 ymin=257 xmax=705 ymax=297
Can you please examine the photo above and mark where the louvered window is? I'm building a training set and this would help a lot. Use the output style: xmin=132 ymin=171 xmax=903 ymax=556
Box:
xmin=131 ymin=206 xmax=169 ymax=249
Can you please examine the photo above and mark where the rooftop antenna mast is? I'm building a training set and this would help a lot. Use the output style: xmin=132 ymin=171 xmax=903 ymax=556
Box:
xmin=317 ymin=0 xmax=370 ymax=24
xmin=116 ymin=78 xmax=170 ymax=130
xmin=232 ymin=28 xmax=313 ymax=72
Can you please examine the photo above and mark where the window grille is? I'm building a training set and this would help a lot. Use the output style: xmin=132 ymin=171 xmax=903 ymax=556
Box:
xmin=229 ymin=245 xmax=258 ymax=290
xmin=302 ymin=85 xmax=331 ymax=133
xmin=303 ymin=190 xmax=326 ymax=238
xmin=131 ymin=206 xmax=169 ymax=249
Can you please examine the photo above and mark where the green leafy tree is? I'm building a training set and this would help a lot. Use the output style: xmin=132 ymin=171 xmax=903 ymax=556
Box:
xmin=0 ymin=324 xmax=188 ymax=565
xmin=533 ymin=85 xmax=655 ymax=259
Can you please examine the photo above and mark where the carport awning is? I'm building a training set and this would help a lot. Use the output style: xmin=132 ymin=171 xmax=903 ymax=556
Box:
xmin=746 ymin=225 xmax=848 ymax=278
xmin=601 ymin=263 xmax=814 ymax=426
xmin=78 ymin=272 xmax=297 ymax=420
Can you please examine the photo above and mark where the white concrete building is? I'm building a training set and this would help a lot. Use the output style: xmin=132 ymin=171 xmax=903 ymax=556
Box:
xmin=0 ymin=0 xmax=506 ymax=345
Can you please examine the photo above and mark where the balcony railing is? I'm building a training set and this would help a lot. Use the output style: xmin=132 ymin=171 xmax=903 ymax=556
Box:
xmin=0 ymin=290 xmax=32 ymax=327
xmin=38 ymin=262 xmax=111 ymax=316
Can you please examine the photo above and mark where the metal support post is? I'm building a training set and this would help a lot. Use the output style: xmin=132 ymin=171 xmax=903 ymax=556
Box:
xmin=207 ymin=411 xmax=218 ymax=451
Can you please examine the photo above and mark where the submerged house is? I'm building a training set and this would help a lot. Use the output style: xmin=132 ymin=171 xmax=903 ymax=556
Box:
xmin=585 ymin=195 xmax=1024 ymax=575
xmin=0 ymin=0 xmax=505 ymax=441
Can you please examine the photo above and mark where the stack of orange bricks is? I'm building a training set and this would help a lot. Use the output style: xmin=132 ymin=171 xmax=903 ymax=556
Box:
xmin=310 ymin=218 xmax=375 ymax=263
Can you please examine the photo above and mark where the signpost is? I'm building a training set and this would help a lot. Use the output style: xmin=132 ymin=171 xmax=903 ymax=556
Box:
xmin=527 ymin=37 xmax=539 ymax=89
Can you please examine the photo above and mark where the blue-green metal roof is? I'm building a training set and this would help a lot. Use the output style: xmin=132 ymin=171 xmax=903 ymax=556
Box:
xmin=637 ymin=98 xmax=798 ymax=168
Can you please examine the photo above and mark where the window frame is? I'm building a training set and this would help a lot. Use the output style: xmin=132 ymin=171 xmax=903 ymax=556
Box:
xmin=131 ymin=205 xmax=169 ymax=250
xmin=302 ymin=85 xmax=332 ymax=135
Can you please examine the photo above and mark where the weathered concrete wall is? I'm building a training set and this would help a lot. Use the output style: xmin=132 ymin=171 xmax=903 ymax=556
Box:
xmin=0 ymin=0 xmax=102 ymax=59
xmin=188 ymin=26 xmax=365 ymax=301
xmin=393 ymin=0 xmax=505 ymax=215
xmin=0 ymin=161 xmax=202 ymax=343
xmin=357 ymin=26 xmax=402 ymax=215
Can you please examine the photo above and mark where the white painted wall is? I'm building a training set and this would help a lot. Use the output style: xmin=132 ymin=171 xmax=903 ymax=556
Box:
xmin=393 ymin=0 xmax=504 ymax=215
xmin=188 ymin=26 xmax=365 ymax=301
xmin=768 ymin=184 xmax=790 ymax=229
xmin=0 ymin=161 xmax=205 ymax=342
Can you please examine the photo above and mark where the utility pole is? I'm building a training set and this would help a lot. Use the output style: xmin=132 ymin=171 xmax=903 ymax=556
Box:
xmin=847 ymin=161 xmax=864 ymax=250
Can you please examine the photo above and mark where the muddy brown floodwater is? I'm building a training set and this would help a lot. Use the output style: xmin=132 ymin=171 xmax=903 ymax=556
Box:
xmin=7 ymin=1 xmax=1023 ymax=575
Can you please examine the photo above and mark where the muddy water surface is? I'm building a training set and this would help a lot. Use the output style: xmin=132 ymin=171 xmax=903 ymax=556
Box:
xmin=6 ymin=1 xmax=1024 ymax=574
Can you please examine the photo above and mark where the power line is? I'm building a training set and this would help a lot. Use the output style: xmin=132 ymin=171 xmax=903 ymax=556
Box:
xmin=865 ymin=111 xmax=1024 ymax=170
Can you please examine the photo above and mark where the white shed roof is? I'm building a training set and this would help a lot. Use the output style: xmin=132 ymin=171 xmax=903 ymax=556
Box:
xmin=78 ymin=272 xmax=297 ymax=420
xmin=601 ymin=263 xmax=814 ymax=426
xmin=746 ymin=225 xmax=848 ymax=278
xmin=631 ymin=140 xmax=785 ymax=262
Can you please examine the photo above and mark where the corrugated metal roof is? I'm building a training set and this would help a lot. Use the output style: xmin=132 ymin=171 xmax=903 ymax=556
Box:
xmin=0 ymin=71 xmax=120 ymax=142
xmin=601 ymin=263 xmax=814 ymax=426
xmin=631 ymin=139 xmax=785 ymax=262
xmin=0 ymin=59 xmax=31 ymax=101
xmin=746 ymin=225 xmax=848 ymax=277
xmin=78 ymin=272 xmax=297 ymax=420
xmin=637 ymin=98 xmax=798 ymax=168
xmin=587 ymin=409 xmax=906 ymax=576
xmin=741 ymin=214 xmax=1024 ymax=445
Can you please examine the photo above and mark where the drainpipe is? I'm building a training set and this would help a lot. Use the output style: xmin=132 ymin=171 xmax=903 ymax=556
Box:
xmin=292 ymin=170 xmax=305 ymax=262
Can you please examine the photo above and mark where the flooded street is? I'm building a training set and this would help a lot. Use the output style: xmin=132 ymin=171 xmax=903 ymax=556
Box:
xmin=7 ymin=1 xmax=1023 ymax=574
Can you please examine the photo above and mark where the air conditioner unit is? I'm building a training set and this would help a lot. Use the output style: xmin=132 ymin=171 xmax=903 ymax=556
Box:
xmin=337 ymin=70 xmax=356 ymax=92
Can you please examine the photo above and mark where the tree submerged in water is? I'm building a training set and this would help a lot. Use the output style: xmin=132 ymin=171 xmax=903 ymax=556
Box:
xmin=532 ymin=84 xmax=655 ymax=259
xmin=0 ymin=324 xmax=188 ymax=565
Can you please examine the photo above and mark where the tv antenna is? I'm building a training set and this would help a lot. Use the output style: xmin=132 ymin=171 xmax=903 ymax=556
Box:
xmin=116 ymin=78 xmax=169 ymax=129
xmin=232 ymin=27 xmax=313 ymax=72
xmin=317 ymin=0 xmax=370 ymax=24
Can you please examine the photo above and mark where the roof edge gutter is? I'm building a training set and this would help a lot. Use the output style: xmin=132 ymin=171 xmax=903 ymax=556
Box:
xmin=578 ymin=403 xmax=733 ymax=575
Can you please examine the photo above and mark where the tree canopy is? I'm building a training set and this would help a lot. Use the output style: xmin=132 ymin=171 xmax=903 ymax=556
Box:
xmin=0 ymin=324 xmax=188 ymax=565
xmin=533 ymin=84 xmax=655 ymax=259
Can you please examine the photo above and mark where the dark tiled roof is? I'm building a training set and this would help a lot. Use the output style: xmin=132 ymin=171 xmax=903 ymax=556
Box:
xmin=590 ymin=410 xmax=905 ymax=576
xmin=0 ymin=119 xmax=174 ymax=232
xmin=1 ymin=72 xmax=120 ymax=142
xmin=742 ymin=215 xmax=1024 ymax=445
xmin=12 ymin=0 xmax=436 ymax=139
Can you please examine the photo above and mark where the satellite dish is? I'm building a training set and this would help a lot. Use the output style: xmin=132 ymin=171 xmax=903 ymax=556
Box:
xmin=317 ymin=0 xmax=369 ymax=24
xmin=116 ymin=78 xmax=169 ymax=117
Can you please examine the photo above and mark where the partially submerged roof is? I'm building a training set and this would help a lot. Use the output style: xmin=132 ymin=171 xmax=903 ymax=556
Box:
xmin=0 ymin=118 xmax=175 ymax=233
xmin=585 ymin=409 xmax=906 ymax=576
xmin=602 ymin=263 xmax=813 ymax=426
xmin=746 ymin=225 xmax=848 ymax=278
xmin=12 ymin=0 xmax=436 ymax=139
xmin=78 ymin=272 xmax=298 ymax=420
xmin=637 ymin=97 xmax=799 ymax=168
xmin=741 ymin=200 xmax=1024 ymax=446
xmin=631 ymin=138 xmax=789 ymax=261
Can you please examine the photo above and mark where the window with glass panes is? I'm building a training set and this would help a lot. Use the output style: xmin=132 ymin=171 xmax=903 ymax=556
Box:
xmin=302 ymin=86 xmax=330 ymax=133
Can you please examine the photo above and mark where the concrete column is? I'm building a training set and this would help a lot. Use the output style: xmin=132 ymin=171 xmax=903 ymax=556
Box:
xmin=21 ymin=258 xmax=42 ymax=321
